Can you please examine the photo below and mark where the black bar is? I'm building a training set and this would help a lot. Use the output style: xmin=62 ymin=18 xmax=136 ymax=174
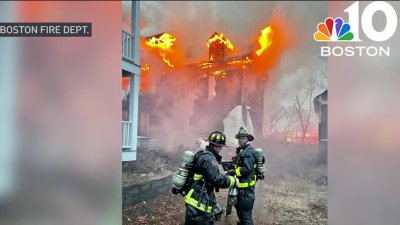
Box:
xmin=0 ymin=23 xmax=92 ymax=37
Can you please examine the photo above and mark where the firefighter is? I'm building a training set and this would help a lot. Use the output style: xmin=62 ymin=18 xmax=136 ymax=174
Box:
xmin=184 ymin=131 xmax=237 ymax=225
xmin=227 ymin=127 xmax=257 ymax=225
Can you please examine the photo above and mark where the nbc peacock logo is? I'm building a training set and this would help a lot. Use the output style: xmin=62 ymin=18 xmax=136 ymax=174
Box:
xmin=314 ymin=17 xmax=354 ymax=41
xmin=314 ymin=2 xmax=397 ymax=57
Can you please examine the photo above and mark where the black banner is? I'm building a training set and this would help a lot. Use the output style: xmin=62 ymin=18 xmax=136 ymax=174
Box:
xmin=0 ymin=23 xmax=92 ymax=37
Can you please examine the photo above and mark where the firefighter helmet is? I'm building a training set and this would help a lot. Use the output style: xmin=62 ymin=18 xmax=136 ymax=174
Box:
xmin=207 ymin=131 xmax=227 ymax=147
xmin=235 ymin=127 xmax=254 ymax=141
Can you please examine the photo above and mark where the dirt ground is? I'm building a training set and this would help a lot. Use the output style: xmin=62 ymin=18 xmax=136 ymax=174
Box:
xmin=122 ymin=143 xmax=327 ymax=225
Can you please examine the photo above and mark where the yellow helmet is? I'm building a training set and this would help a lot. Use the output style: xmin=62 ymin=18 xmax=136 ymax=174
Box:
xmin=207 ymin=131 xmax=227 ymax=147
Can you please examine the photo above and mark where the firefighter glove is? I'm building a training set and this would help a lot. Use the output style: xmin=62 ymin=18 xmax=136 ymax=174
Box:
xmin=227 ymin=169 xmax=236 ymax=176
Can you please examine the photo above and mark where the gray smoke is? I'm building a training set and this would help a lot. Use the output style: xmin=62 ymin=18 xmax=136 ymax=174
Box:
xmin=138 ymin=1 xmax=326 ymax=60
xmin=128 ymin=1 xmax=328 ymax=149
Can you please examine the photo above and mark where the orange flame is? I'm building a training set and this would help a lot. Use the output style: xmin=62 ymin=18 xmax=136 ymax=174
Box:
xmin=145 ymin=33 xmax=176 ymax=50
xmin=122 ymin=77 xmax=129 ymax=91
xmin=139 ymin=58 xmax=154 ymax=94
xmin=139 ymin=64 xmax=150 ymax=93
xmin=160 ymin=53 xmax=174 ymax=68
xmin=227 ymin=57 xmax=252 ymax=65
xmin=255 ymin=26 xmax=273 ymax=56
xmin=251 ymin=8 xmax=296 ymax=75
xmin=145 ymin=33 xmax=176 ymax=68
xmin=141 ymin=64 xmax=150 ymax=71
xmin=207 ymin=33 xmax=234 ymax=50
xmin=210 ymin=70 xmax=227 ymax=78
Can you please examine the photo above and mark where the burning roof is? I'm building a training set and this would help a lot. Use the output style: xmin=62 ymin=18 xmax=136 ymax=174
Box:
xmin=144 ymin=32 xmax=177 ymax=68
xmin=207 ymin=32 xmax=234 ymax=50
xmin=139 ymin=7 xmax=295 ymax=89
xmin=145 ymin=33 xmax=176 ymax=50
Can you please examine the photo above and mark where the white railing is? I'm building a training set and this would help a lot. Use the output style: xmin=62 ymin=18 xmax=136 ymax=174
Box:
xmin=122 ymin=31 xmax=134 ymax=63
xmin=122 ymin=121 xmax=132 ymax=149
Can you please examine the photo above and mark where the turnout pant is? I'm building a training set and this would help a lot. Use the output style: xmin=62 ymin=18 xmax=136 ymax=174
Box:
xmin=235 ymin=186 xmax=255 ymax=225
xmin=184 ymin=204 xmax=214 ymax=225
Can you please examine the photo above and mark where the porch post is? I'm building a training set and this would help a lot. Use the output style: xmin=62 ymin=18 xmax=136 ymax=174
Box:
xmin=128 ymin=0 xmax=140 ymax=157
xmin=131 ymin=0 xmax=140 ymax=64
xmin=129 ymin=75 xmax=139 ymax=155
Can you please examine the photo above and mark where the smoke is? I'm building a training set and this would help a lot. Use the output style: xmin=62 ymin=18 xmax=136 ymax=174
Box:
xmin=139 ymin=60 xmax=207 ymax=151
xmin=139 ymin=1 xmax=326 ymax=59
xmin=130 ymin=2 xmax=328 ymax=151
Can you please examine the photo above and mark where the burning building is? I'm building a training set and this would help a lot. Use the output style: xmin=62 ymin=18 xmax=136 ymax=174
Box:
xmin=137 ymin=31 xmax=268 ymax=146
xmin=135 ymin=8 xmax=296 ymax=148
xmin=190 ymin=32 xmax=266 ymax=138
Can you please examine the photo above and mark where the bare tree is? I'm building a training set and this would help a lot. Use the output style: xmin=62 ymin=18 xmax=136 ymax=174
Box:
xmin=315 ymin=56 xmax=328 ymax=90
xmin=282 ymin=107 xmax=294 ymax=132
xmin=281 ymin=106 xmax=299 ymax=142
xmin=293 ymin=78 xmax=316 ymax=143
xmin=266 ymin=106 xmax=285 ymax=135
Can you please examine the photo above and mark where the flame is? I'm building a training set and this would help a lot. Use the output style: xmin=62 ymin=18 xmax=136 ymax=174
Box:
xmin=207 ymin=33 xmax=234 ymax=50
xmin=145 ymin=33 xmax=176 ymax=50
xmin=145 ymin=33 xmax=176 ymax=68
xmin=122 ymin=77 xmax=129 ymax=91
xmin=140 ymin=63 xmax=150 ymax=93
xmin=210 ymin=70 xmax=227 ymax=78
xmin=141 ymin=64 xmax=150 ymax=71
xmin=251 ymin=8 xmax=296 ymax=75
xmin=227 ymin=57 xmax=252 ymax=65
xmin=199 ymin=62 xmax=213 ymax=69
xmin=196 ymin=56 xmax=252 ymax=70
xmin=255 ymin=26 xmax=273 ymax=56
xmin=160 ymin=53 xmax=174 ymax=68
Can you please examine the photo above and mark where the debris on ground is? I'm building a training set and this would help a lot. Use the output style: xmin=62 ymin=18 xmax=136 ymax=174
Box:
xmin=123 ymin=143 xmax=327 ymax=225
